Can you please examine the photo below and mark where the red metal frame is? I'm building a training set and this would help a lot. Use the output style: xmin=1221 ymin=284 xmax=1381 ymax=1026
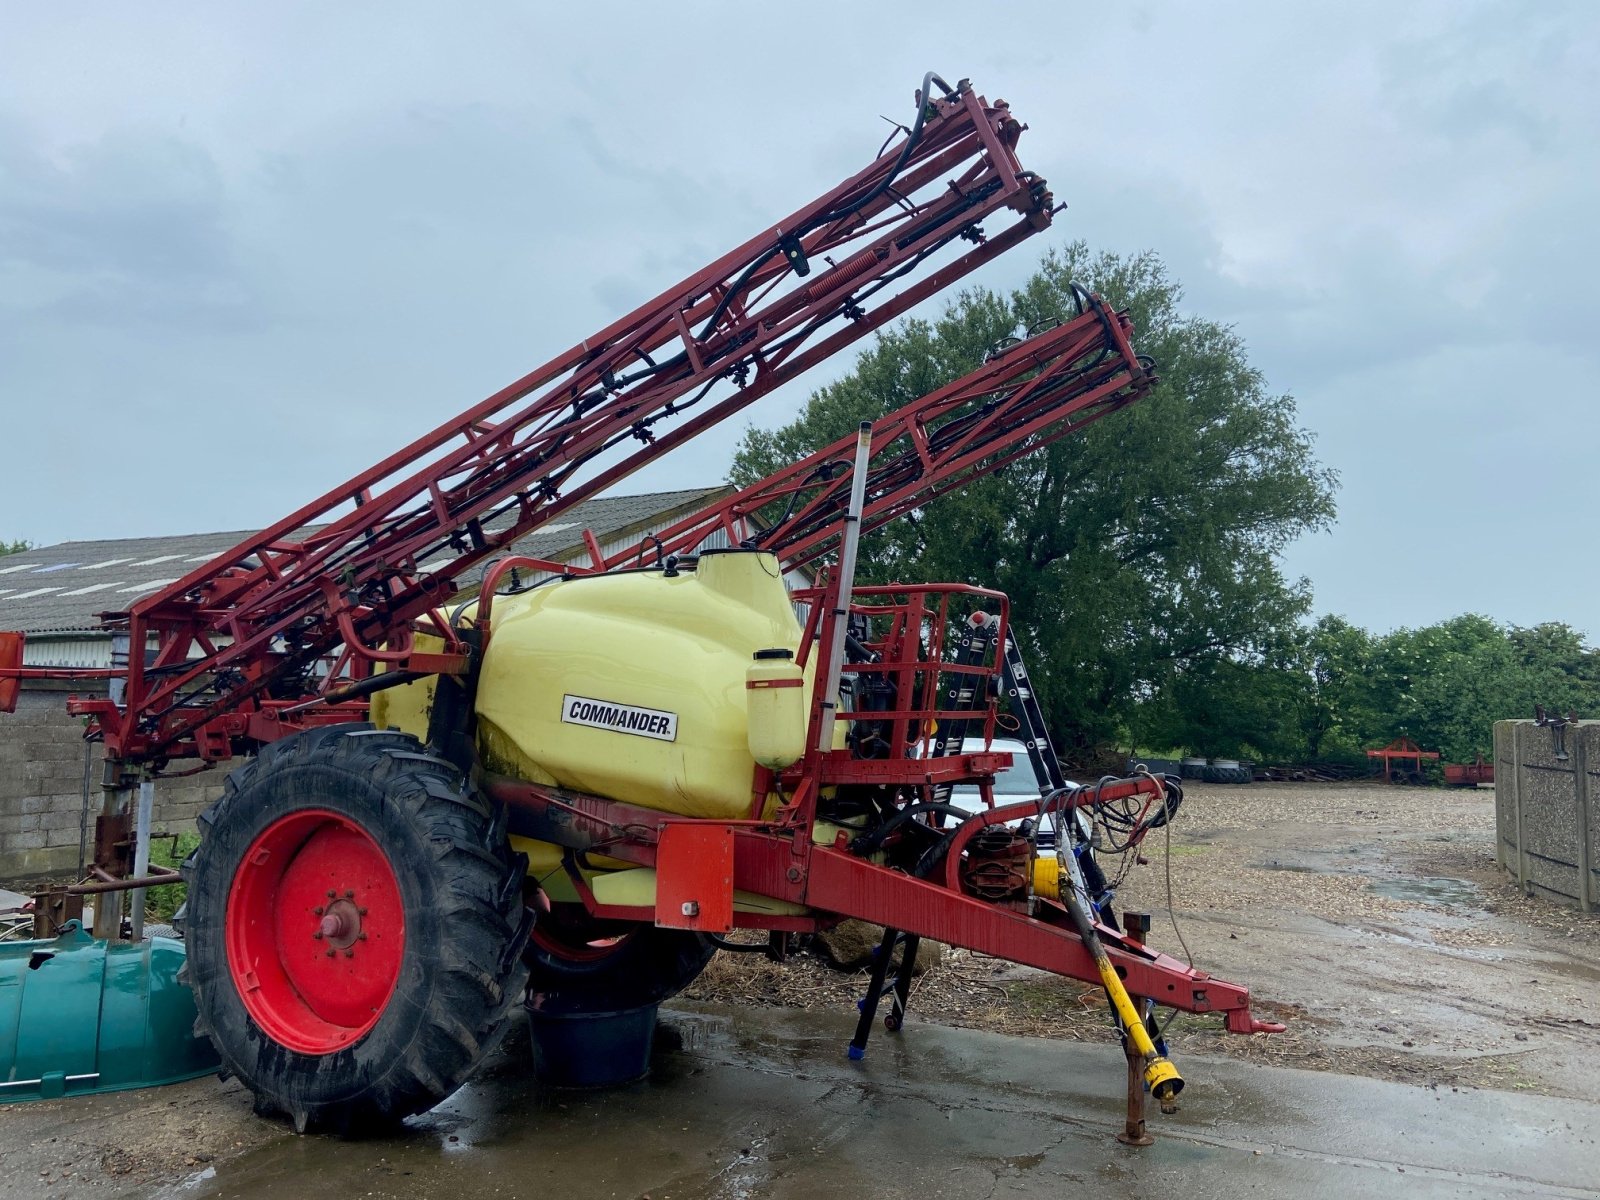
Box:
xmin=776 ymin=582 xmax=1010 ymax=825
xmin=482 ymin=574 xmax=1279 ymax=1034
xmin=25 ymin=78 xmax=1054 ymax=766
xmin=0 ymin=74 xmax=1283 ymax=1064
xmin=482 ymin=775 xmax=1278 ymax=1033
xmin=0 ymin=631 xmax=21 ymax=713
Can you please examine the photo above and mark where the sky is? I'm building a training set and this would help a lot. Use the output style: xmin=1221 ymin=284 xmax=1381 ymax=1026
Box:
xmin=1 ymin=2 xmax=1595 ymax=634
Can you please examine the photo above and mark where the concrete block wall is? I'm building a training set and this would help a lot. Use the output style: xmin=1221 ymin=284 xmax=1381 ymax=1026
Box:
xmin=0 ymin=683 xmax=233 ymax=881
xmin=1495 ymin=718 xmax=1599 ymax=912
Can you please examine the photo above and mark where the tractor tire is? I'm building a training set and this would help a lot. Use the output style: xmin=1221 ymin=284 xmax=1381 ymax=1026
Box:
xmin=182 ymin=724 xmax=532 ymax=1134
xmin=525 ymin=904 xmax=715 ymax=1015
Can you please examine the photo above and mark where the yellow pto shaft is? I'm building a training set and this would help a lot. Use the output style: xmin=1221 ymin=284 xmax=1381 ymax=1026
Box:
xmin=1041 ymin=858 xmax=1184 ymax=1103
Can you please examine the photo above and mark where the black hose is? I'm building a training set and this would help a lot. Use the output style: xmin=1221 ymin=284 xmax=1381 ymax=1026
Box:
xmin=745 ymin=458 xmax=852 ymax=547
xmin=817 ymin=72 xmax=956 ymax=228
xmin=850 ymin=801 xmax=972 ymax=856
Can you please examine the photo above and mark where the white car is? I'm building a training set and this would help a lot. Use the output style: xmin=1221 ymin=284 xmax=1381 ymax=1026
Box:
xmin=944 ymin=736 xmax=1081 ymax=849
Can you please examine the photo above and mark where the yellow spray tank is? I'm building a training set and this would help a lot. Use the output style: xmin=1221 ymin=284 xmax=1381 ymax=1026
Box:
xmin=473 ymin=548 xmax=812 ymax=819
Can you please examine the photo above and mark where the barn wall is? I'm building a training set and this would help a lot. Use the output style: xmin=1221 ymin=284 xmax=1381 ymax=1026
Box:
xmin=0 ymin=682 xmax=233 ymax=881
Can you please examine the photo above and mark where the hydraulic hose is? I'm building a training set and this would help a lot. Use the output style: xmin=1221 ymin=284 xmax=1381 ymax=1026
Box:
xmin=696 ymin=71 xmax=957 ymax=343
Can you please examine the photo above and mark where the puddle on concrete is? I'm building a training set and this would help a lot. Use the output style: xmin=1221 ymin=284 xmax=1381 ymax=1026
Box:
xmin=1369 ymin=876 xmax=1482 ymax=907
xmin=1535 ymin=955 xmax=1600 ymax=985
xmin=1254 ymin=859 xmax=1487 ymax=912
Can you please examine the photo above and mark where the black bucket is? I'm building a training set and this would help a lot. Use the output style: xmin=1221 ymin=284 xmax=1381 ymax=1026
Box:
xmin=527 ymin=1003 xmax=658 ymax=1088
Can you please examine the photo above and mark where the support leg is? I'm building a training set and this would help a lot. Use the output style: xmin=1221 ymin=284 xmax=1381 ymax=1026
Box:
xmin=90 ymin=777 xmax=131 ymax=939
xmin=1116 ymin=1032 xmax=1154 ymax=1146
xmin=128 ymin=777 xmax=154 ymax=940
xmin=848 ymin=926 xmax=901 ymax=1060
xmin=884 ymin=933 xmax=920 ymax=1032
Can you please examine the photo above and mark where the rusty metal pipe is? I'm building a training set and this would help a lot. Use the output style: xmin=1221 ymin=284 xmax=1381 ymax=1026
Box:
xmin=67 ymin=872 xmax=180 ymax=896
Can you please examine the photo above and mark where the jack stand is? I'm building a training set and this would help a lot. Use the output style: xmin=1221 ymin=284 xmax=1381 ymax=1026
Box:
xmin=1116 ymin=1033 xmax=1154 ymax=1146
xmin=1116 ymin=910 xmax=1158 ymax=1146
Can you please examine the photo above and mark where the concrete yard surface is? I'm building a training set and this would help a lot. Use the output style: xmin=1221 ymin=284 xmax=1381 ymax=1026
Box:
xmin=4 ymin=781 xmax=1597 ymax=1198
xmin=4 ymin=1005 xmax=1599 ymax=1200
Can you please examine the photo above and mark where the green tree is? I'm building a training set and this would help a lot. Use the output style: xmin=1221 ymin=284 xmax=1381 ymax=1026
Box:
xmin=1138 ymin=626 xmax=1315 ymax=762
xmin=1386 ymin=617 xmax=1600 ymax=761
xmin=0 ymin=539 xmax=30 ymax=557
xmin=1298 ymin=614 xmax=1386 ymax=759
xmin=734 ymin=243 xmax=1337 ymax=756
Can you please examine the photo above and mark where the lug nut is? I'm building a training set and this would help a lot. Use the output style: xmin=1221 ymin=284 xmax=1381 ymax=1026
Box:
xmin=312 ymin=906 xmax=324 ymax=916
xmin=313 ymin=930 xmax=324 ymax=941
xmin=344 ymin=890 xmax=355 ymax=899
xmin=325 ymin=948 xmax=336 ymax=958
xmin=357 ymin=931 xmax=368 ymax=941
xmin=344 ymin=948 xmax=355 ymax=959
xmin=357 ymin=907 xmax=367 ymax=917
xmin=326 ymin=890 xmax=336 ymax=899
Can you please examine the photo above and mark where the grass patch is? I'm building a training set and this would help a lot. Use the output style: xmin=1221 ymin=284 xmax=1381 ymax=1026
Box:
xmin=144 ymin=832 xmax=199 ymax=924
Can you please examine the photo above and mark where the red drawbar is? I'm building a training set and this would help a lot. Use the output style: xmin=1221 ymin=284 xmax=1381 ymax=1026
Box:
xmin=225 ymin=810 xmax=405 ymax=1055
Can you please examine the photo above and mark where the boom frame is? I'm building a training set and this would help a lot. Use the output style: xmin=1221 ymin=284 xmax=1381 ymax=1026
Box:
xmin=595 ymin=287 xmax=1154 ymax=574
xmin=45 ymin=76 xmax=1056 ymax=769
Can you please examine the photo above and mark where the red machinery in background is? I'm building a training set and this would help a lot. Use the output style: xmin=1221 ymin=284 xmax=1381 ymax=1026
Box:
xmin=1367 ymin=737 xmax=1441 ymax=784
xmin=1444 ymin=755 xmax=1494 ymax=787
xmin=1 ymin=74 xmax=1279 ymax=1141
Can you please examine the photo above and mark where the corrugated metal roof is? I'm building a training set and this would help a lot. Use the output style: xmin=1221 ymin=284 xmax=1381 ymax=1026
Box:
xmin=0 ymin=487 xmax=728 ymax=637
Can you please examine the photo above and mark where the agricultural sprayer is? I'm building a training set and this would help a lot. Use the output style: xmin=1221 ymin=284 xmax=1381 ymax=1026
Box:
xmin=0 ymin=73 xmax=1281 ymax=1138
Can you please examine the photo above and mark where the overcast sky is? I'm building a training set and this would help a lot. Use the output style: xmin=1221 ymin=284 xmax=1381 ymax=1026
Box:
xmin=1 ymin=2 xmax=1594 ymax=634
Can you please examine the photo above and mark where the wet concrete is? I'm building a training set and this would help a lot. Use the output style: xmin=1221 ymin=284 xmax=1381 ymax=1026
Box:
xmin=1142 ymin=785 xmax=1600 ymax=1101
xmin=98 ymin=1005 xmax=1599 ymax=1200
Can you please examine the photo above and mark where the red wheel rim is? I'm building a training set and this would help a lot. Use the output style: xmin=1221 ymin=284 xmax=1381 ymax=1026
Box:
xmin=225 ymin=809 xmax=405 ymax=1054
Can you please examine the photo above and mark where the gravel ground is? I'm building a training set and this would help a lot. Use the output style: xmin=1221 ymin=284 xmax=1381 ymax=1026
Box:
xmin=685 ymin=781 xmax=1600 ymax=1097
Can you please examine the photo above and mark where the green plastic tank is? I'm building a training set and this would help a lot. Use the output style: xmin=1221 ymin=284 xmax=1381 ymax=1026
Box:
xmin=0 ymin=921 xmax=219 ymax=1103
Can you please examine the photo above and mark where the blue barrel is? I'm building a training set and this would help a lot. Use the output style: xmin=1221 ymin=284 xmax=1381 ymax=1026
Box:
xmin=526 ymin=1003 xmax=658 ymax=1087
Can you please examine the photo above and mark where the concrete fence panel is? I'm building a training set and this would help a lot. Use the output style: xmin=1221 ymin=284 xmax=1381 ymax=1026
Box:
xmin=1495 ymin=718 xmax=1597 ymax=911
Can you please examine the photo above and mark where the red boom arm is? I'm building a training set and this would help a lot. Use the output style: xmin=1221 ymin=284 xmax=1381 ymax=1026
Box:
xmin=51 ymin=76 xmax=1055 ymax=766
xmin=598 ymin=288 xmax=1154 ymax=573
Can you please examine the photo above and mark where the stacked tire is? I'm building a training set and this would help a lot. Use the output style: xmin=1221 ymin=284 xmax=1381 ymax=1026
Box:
xmin=1200 ymin=758 xmax=1253 ymax=785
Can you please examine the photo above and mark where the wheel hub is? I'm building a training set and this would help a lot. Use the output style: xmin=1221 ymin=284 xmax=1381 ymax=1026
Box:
xmin=316 ymin=898 xmax=363 ymax=949
xmin=225 ymin=809 xmax=405 ymax=1055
